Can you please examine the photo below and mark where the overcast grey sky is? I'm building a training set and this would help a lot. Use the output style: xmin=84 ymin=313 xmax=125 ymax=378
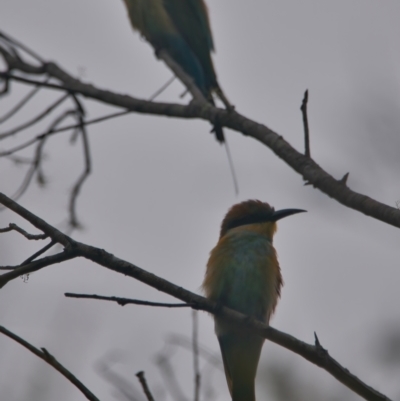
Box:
xmin=1 ymin=1 xmax=400 ymax=400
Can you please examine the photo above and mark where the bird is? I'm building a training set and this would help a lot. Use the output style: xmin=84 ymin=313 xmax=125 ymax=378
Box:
xmin=202 ymin=200 xmax=306 ymax=401
xmin=121 ymin=0 xmax=230 ymax=143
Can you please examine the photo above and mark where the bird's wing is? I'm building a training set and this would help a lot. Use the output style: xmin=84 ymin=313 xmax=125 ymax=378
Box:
xmin=163 ymin=0 xmax=217 ymax=87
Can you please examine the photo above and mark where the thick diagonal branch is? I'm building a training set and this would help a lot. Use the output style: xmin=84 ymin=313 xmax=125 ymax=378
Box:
xmin=1 ymin=48 xmax=398 ymax=229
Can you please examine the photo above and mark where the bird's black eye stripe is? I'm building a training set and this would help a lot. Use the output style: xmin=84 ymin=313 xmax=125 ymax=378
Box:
xmin=225 ymin=213 xmax=272 ymax=231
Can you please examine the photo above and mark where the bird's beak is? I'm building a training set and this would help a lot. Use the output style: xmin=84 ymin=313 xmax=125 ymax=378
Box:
xmin=271 ymin=208 xmax=307 ymax=221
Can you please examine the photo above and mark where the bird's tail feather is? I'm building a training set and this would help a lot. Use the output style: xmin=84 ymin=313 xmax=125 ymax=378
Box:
xmin=218 ymin=333 xmax=264 ymax=401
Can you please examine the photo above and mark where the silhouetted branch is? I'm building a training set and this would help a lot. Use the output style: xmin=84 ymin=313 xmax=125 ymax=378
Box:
xmin=192 ymin=311 xmax=201 ymax=401
xmin=0 ymin=193 xmax=73 ymax=246
xmin=0 ymin=250 xmax=77 ymax=287
xmin=136 ymin=371 xmax=156 ymax=401
xmin=21 ymin=239 xmax=57 ymax=265
xmin=67 ymin=95 xmax=91 ymax=228
xmin=0 ymin=222 xmax=47 ymax=239
xmin=300 ymin=89 xmax=310 ymax=157
xmin=2 ymin=38 xmax=398 ymax=229
xmin=148 ymin=76 xmax=176 ymax=101
xmin=3 ymin=129 xmax=48 ymax=204
xmin=0 ymin=192 xmax=391 ymax=401
xmin=0 ymin=324 xmax=100 ymax=401
xmin=64 ymin=293 xmax=192 ymax=308
xmin=0 ymin=31 xmax=44 ymax=63
xmin=0 ymin=93 xmax=69 ymax=140
xmin=0 ymin=80 xmax=45 ymax=124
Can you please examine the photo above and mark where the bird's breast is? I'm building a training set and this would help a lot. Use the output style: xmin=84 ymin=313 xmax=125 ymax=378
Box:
xmin=203 ymin=231 xmax=282 ymax=329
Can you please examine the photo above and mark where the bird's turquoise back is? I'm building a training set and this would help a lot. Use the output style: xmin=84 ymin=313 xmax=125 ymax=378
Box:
xmin=163 ymin=0 xmax=217 ymax=90
xmin=123 ymin=0 xmax=208 ymax=92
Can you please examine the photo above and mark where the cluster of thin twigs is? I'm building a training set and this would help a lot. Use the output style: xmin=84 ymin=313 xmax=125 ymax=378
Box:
xmin=0 ymin=32 xmax=94 ymax=228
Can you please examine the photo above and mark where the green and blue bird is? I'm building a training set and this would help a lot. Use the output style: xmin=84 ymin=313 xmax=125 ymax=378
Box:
xmin=203 ymin=200 xmax=305 ymax=401
xmin=122 ymin=0 xmax=229 ymax=143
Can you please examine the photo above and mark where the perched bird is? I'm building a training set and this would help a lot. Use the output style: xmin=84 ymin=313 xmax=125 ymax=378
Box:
xmin=203 ymin=200 xmax=305 ymax=401
xmin=122 ymin=0 xmax=230 ymax=143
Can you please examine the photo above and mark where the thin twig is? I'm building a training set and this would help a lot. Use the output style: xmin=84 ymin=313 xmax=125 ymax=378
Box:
xmin=67 ymin=95 xmax=91 ymax=228
xmin=1 ymin=134 xmax=48 ymax=206
xmin=0 ymin=250 xmax=76 ymax=288
xmin=0 ymin=109 xmax=77 ymax=210
xmin=0 ymin=223 xmax=47 ymax=240
xmin=136 ymin=371 xmax=156 ymax=401
xmin=0 ymin=108 xmax=76 ymax=158
xmin=148 ymin=76 xmax=176 ymax=101
xmin=64 ymin=293 xmax=192 ymax=308
xmin=0 ymin=325 xmax=100 ymax=401
xmin=0 ymin=80 xmax=47 ymax=124
xmin=223 ymin=136 xmax=239 ymax=195
xmin=0 ymin=31 xmax=44 ymax=63
xmin=0 ymin=93 xmax=69 ymax=140
xmin=0 ymin=72 xmax=68 ymax=91
xmin=0 ymin=110 xmax=131 ymax=157
xmin=192 ymin=311 xmax=201 ymax=401
xmin=21 ymin=239 xmax=57 ymax=265
xmin=300 ymin=89 xmax=310 ymax=157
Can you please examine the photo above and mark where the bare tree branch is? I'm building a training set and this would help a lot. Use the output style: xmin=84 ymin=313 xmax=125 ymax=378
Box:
xmin=300 ymin=89 xmax=310 ymax=158
xmin=0 ymin=93 xmax=69 ymax=140
xmin=0 ymin=324 xmax=101 ymax=401
xmin=0 ymin=250 xmax=76 ymax=288
xmin=0 ymin=192 xmax=73 ymax=246
xmin=0 ymin=80 xmax=46 ymax=124
xmin=2 ymin=42 xmax=398 ymax=229
xmin=67 ymin=95 xmax=91 ymax=228
xmin=21 ymin=239 xmax=57 ymax=265
xmin=64 ymin=293 xmax=192 ymax=308
xmin=136 ymin=371 xmax=156 ymax=401
xmin=0 ymin=192 xmax=391 ymax=401
xmin=192 ymin=311 xmax=201 ymax=401
xmin=0 ymin=222 xmax=47 ymax=239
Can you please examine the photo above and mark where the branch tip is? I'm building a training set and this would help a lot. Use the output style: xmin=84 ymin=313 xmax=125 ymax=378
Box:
xmin=300 ymin=89 xmax=311 ymax=157
xmin=340 ymin=172 xmax=350 ymax=185
xmin=136 ymin=370 xmax=155 ymax=401
xmin=314 ymin=331 xmax=321 ymax=347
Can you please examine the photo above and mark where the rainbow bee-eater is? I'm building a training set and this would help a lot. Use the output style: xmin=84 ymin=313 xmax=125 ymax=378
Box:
xmin=121 ymin=0 xmax=230 ymax=143
xmin=203 ymin=200 xmax=305 ymax=401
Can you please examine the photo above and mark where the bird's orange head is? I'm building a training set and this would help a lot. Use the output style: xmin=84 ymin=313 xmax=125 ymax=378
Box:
xmin=219 ymin=200 xmax=306 ymax=239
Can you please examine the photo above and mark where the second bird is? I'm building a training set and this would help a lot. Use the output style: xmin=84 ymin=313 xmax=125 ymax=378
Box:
xmin=203 ymin=200 xmax=305 ymax=401
xmin=122 ymin=0 xmax=227 ymax=142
